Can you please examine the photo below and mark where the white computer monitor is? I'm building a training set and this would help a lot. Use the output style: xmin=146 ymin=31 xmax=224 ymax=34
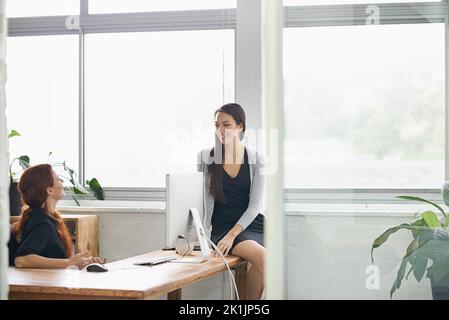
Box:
xmin=189 ymin=208 xmax=211 ymax=259
xmin=165 ymin=173 xmax=211 ymax=259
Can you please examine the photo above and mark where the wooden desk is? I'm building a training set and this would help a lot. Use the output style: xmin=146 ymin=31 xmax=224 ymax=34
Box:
xmin=8 ymin=250 xmax=247 ymax=300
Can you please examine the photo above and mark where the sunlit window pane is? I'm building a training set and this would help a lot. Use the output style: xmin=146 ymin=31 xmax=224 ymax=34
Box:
xmin=6 ymin=35 xmax=79 ymax=181
xmin=7 ymin=0 xmax=79 ymax=17
xmin=85 ymin=30 xmax=234 ymax=187
xmin=284 ymin=23 xmax=444 ymax=188
xmin=89 ymin=0 xmax=236 ymax=14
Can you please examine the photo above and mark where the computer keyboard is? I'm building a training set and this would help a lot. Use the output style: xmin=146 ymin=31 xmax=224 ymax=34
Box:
xmin=134 ymin=255 xmax=178 ymax=266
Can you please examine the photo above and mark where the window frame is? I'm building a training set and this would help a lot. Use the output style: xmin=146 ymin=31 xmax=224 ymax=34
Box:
xmin=6 ymin=0 xmax=449 ymax=203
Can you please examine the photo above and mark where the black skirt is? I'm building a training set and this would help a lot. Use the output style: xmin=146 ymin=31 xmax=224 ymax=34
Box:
xmin=211 ymin=214 xmax=265 ymax=255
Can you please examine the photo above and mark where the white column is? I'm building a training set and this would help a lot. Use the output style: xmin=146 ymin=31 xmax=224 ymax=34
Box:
xmin=262 ymin=0 xmax=285 ymax=299
xmin=236 ymin=0 xmax=262 ymax=133
xmin=0 ymin=0 xmax=8 ymax=300
xmin=444 ymin=15 xmax=449 ymax=180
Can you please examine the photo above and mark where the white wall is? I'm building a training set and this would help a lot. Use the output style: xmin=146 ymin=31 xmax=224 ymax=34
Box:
xmin=286 ymin=213 xmax=432 ymax=300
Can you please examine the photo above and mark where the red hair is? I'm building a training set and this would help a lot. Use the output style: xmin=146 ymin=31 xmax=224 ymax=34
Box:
xmin=12 ymin=164 xmax=72 ymax=257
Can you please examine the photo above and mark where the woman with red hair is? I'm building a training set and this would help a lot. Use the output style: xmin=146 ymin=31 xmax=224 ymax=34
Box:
xmin=11 ymin=164 xmax=103 ymax=269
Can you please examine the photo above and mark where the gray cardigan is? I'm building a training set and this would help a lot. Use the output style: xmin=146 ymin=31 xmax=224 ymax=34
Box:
xmin=197 ymin=147 xmax=266 ymax=238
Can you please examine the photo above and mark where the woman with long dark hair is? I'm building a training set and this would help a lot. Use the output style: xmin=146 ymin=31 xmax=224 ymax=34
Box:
xmin=11 ymin=164 xmax=103 ymax=269
xmin=197 ymin=103 xmax=266 ymax=300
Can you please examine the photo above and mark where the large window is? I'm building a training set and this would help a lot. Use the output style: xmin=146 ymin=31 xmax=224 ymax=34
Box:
xmin=85 ymin=30 xmax=234 ymax=187
xmin=283 ymin=23 xmax=445 ymax=189
xmin=6 ymin=1 xmax=446 ymax=195
xmin=6 ymin=35 xmax=79 ymax=179
xmin=7 ymin=0 xmax=79 ymax=17
xmin=89 ymin=0 xmax=236 ymax=14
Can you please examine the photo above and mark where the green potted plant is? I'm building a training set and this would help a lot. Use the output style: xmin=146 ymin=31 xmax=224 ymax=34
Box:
xmin=371 ymin=184 xmax=449 ymax=299
xmin=8 ymin=129 xmax=104 ymax=214
xmin=8 ymin=130 xmax=30 ymax=215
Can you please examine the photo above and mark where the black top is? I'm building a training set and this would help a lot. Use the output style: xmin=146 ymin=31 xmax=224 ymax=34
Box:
xmin=212 ymin=149 xmax=250 ymax=233
xmin=14 ymin=208 xmax=68 ymax=262
xmin=8 ymin=226 xmax=19 ymax=266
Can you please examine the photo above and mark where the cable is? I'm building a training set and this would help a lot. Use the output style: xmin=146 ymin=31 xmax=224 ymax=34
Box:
xmin=205 ymin=237 xmax=240 ymax=300
xmin=206 ymin=238 xmax=238 ymax=300
xmin=175 ymin=234 xmax=192 ymax=259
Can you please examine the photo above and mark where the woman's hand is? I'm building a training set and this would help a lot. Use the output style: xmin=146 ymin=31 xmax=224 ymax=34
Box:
xmin=67 ymin=251 xmax=104 ymax=269
xmin=215 ymin=225 xmax=243 ymax=257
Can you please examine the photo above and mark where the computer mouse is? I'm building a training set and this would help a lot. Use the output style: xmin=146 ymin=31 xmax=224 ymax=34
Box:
xmin=86 ymin=263 xmax=108 ymax=272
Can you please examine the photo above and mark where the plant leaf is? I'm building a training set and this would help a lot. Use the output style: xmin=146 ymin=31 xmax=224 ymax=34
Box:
xmin=405 ymin=228 xmax=441 ymax=259
xmin=47 ymin=151 xmax=53 ymax=163
xmin=411 ymin=250 xmax=428 ymax=282
xmin=71 ymin=194 xmax=80 ymax=206
xmin=87 ymin=178 xmax=104 ymax=200
xmin=424 ymin=239 xmax=449 ymax=283
xmin=71 ymin=180 xmax=88 ymax=194
xmin=406 ymin=238 xmax=420 ymax=257
xmin=443 ymin=215 xmax=449 ymax=228
xmin=404 ymin=231 xmax=449 ymax=284
xmin=18 ymin=156 xmax=30 ymax=170
xmin=397 ymin=195 xmax=446 ymax=218
xmin=8 ymin=130 xmax=21 ymax=138
xmin=63 ymin=162 xmax=75 ymax=178
xmin=371 ymin=223 xmax=411 ymax=263
xmin=405 ymin=264 xmax=413 ymax=280
xmin=411 ymin=218 xmax=426 ymax=238
xmin=421 ymin=211 xmax=441 ymax=228
xmin=390 ymin=255 xmax=409 ymax=299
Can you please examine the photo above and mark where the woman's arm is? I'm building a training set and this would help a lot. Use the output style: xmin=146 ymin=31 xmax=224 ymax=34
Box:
xmin=15 ymin=254 xmax=68 ymax=269
xmin=15 ymin=251 xmax=98 ymax=269
xmin=236 ymin=154 xmax=266 ymax=231
xmin=215 ymin=224 xmax=243 ymax=257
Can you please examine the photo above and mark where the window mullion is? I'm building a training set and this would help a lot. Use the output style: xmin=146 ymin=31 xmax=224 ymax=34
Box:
xmin=78 ymin=30 xmax=85 ymax=186
xmin=444 ymin=14 xmax=449 ymax=180
xmin=81 ymin=0 xmax=88 ymax=16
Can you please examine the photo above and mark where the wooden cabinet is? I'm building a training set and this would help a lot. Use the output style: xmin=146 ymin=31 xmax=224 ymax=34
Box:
xmin=10 ymin=214 xmax=99 ymax=257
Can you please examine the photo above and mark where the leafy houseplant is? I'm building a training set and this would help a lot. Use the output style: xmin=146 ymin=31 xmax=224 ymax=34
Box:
xmin=8 ymin=129 xmax=104 ymax=213
xmin=371 ymin=188 xmax=449 ymax=299
xmin=8 ymin=130 xmax=30 ymax=215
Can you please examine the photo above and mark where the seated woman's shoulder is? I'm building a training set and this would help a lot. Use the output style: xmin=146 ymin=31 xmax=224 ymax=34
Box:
xmin=25 ymin=210 xmax=55 ymax=228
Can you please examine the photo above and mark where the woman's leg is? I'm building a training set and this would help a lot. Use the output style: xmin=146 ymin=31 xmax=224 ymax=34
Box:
xmin=231 ymin=240 xmax=265 ymax=300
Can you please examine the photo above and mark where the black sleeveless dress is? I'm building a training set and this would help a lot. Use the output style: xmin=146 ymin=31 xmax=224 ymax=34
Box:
xmin=211 ymin=148 xmax=265 ymax=255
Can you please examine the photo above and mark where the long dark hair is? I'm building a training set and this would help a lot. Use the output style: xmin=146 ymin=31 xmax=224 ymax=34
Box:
xmin=207 ymin=103 xmax=246 ymax=203
xmin=12 ymin=164 xmax=72 ymax=258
